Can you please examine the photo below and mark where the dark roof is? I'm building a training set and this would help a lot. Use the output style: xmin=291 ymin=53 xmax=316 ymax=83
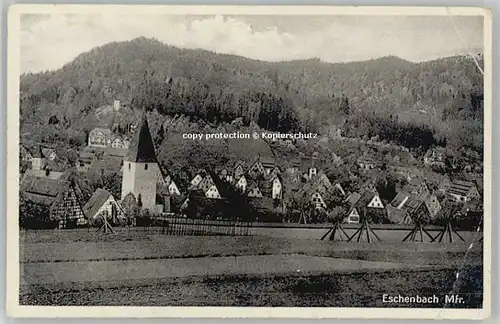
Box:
xmin=345 ymin=192 xmax=361 ymax=206
xmin=104 ymin=147 xmax=127 ymax=158
xmin=260 ymin=156 xmax=275 ymax=168
xmin=390 ymin=191 xmax=409 ymax=208
xmin=357 ymin=191 xmax=377 ymax=208
xmin=31 ymin=146 xmax=45 ymax=158
xmin=125 ymin=111 xmax=157 ymax=163
xmin=83 ymin=188 xmax=113 ymax=218
xmin=448 ymin=180 xmax=476 ymax=196
xmin=21 ymin=174 xmax=71 ymax=207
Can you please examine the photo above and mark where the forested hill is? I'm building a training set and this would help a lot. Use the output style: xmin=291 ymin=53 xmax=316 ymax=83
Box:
xmin=20 ymin=37 xmax=484 ymax=153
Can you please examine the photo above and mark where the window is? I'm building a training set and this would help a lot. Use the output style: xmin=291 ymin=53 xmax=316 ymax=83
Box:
xmin=128 ymin=163 xmax=131 ymax=170
xmin=145 ymin=164 xmax=148 ymax=170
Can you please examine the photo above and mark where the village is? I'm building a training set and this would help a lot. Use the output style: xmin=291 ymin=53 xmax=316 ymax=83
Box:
xmin=19 ymin=102 xmax=483 ymax=231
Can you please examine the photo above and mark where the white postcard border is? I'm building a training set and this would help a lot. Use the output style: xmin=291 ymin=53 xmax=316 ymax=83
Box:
xmin=6 ymin=4 xmax=493 ymax=319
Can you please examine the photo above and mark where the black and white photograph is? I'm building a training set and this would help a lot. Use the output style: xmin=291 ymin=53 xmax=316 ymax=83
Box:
xmin=6 ymin=5 xmax=492 ymax=319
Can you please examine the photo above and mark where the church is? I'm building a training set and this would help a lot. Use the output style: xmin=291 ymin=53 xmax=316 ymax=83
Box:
xmin=121 ymin=110 xmax=162 ymax=211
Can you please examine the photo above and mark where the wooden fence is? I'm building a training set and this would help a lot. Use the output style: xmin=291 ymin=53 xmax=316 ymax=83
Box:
xmin=141 ymin=216 xmax=252 ymax=237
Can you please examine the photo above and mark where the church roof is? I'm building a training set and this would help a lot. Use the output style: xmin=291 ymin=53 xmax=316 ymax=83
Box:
xmin=125 ymin=111 xmax=157 ymax=163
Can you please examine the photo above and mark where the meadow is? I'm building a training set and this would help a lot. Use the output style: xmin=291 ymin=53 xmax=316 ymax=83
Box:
xmin=19 ymin=227 xmax=483 ymax=307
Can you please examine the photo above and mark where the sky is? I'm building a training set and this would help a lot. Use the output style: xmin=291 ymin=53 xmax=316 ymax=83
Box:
xmin=20 ymin=14 xmax=484 ymax=73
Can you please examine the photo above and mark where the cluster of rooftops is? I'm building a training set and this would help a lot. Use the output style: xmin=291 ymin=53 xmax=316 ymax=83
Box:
xmin=19 ymin=111 xmax=483 ymax=227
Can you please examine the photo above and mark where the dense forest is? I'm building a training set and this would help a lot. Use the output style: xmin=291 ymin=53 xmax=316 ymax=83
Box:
xmin=20 ymin=37 xmax=484 ymax=158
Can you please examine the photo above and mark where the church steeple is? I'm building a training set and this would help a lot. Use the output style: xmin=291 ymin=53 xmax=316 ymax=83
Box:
xmin=125 ymin=109 xmax=157 ymax=163
xmin=121 ymin=108 xmax=160 ymax=210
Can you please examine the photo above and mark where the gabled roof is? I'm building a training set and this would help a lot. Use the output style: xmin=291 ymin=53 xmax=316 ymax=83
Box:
xmin=357 ymin=191 xmax=378 ymax=208
xmin=41 ymin=148 xmax=55 ymax=158
xmin=390 ymin=191 xmax=409 ymax=208
xmin=83 ymin=188 xmax=113 ymax=218
xmin=448 ymin=180 xmax=476 ymax=196
xmin=125 ymin=111 xmax=157 ymax=163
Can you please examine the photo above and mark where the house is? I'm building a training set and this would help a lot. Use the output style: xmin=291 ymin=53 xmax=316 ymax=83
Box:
xmin=423 ymin=148 xmax=446 ymax=167
xmin=270 ymin=174 xmax=283 ymax=200
xmin=269 ymin=166 xmax=282 ymax=178
xmin=77 ymin=150 xmax=96 ymax=172
xmin=461 ymin=198 xmax=483 ymax=218
xmin=246 ymin=181 xmax=264 ymax=198
xmin=257 ymin=174 xmax=283 ymax=200
xmin=22 ymin=168 xmax=64 ymax=181
xmin=190 ymin=169 xmax=208 ymax=188
xmin=198 ymin=171 xmax=216 ymax=193
xmin=260 ymin=157 xmax=276 ymax=175
xmin=446 ymin=180 xmax=481 ymax=203
xmin=300 ymin=181 xmax=330 ymax=210
xmin=248 ymin=158 xmax=266 ymax=178
xmin=233 ymin=160 xmax=246 ymax=180
xmin=286 ymin=158 xmax=301 ymax=175
xmin=167 ymin=179 xmax=182 ymax=196
xmin=194 ymin=170 xmax=226 ymax=199
xmin=20 ymin=145 xmax=33 ymax=162
xmin=111 ymin=137 xmax=126 ymax=149
xmin=344 ymin=192 xmax=362 ymax=223
xmin=21 ymin=175 xmax=87 ymax=228
xmin=390 ymin=178 xmax=430 ymax=209
xmin=438 ymin=175 xmax=451 ymax=194
xmin=344 ymin=190 xmax=385 ymax=223
xmin=88 ymin=128 xmax=113 ymax=148
xmin=235 ymin=174 xmax=248 ymax=193
xmin=31 ymin=146 xmax=46 ymax=171
xmin=357 ymin=157 xmax=378 ymax=171
xmin=42 ymin=148 xmax=57 ymax=161
xmin=83 ymin=188 xmax=125 ymax=224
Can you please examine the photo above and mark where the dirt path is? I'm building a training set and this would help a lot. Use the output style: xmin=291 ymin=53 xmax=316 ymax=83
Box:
xmin=21 ymin=255 xmax=431 ymax=286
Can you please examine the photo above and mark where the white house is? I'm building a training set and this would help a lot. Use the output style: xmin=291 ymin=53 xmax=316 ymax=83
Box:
xmin=83 ymin=188 xmax=125 ymax=223
xmin=235 ymin=175 xmax=248 ymax=193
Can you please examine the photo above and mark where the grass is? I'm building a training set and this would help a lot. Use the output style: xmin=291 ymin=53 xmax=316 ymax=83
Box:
xmin=19 ymin=229 xmax=484 ymax=308
xmin=20 ymin=265 xmax=483 ymax=307
xmin=20 ymin=235 xmax=483 ymax=265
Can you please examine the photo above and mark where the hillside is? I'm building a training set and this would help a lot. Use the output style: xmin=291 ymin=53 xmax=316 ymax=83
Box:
xmin=20 ymin=37 xmax=484 ymax=155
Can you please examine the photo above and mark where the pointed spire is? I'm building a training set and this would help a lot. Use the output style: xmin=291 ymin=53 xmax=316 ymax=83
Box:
xmin=125 ymin=108 xmax=157 ymax=163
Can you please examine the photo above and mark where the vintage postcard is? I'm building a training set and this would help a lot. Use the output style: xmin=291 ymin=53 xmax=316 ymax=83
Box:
xmin=6 ymin=4 xmax=491 ymax=319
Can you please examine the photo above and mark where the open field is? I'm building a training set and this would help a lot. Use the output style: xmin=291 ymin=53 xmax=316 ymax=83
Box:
xmin=20 ymin=229 xmax=483 ymax=307
xmin=20 ymin=225 xmax=480 ymax=243
xmin=21 ymin=234 xmax=482 ymax=265
xmin=20 ymin=265 xmax=483 ymax=307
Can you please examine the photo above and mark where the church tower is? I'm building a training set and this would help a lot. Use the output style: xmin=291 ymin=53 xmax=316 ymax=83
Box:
xmin=121 ymin=110 xmax=159 ymax=210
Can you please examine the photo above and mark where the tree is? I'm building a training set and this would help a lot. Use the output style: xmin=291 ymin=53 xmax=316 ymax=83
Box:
xmin=121 ymin=193 xmax=139 ymax=226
